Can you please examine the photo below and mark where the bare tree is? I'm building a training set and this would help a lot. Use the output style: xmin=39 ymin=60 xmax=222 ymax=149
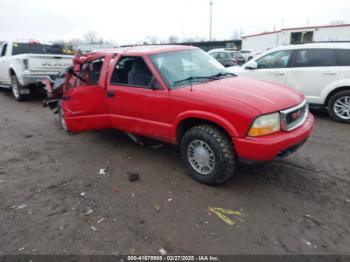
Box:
xmin=168 ymin=35 xmax=179 ymax=44
xmin=83 ymin=31 xmax=100 ymax=44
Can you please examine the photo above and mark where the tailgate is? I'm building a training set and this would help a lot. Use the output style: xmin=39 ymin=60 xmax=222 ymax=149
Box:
xmin=28 ymin=55 xmax=73 ymax=71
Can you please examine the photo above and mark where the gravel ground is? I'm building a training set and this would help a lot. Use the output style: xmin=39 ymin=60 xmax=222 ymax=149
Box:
xmin=0 ymin=89 xmax=349 ymax=255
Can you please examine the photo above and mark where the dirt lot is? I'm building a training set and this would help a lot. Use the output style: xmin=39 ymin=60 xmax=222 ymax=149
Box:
xmin=0 ymin=89 xmax=349 ymax=255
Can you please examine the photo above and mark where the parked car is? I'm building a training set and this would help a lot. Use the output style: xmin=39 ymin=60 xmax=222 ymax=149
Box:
xmin=239 ymin=49 xmax=260 ymax=61
xmin=208 ymin=49 xmax=239 ymax=67
xmin=0 ymin=40 xmax=74 ymax=101
xmin=230 ymin=51 xmax=246 ymax=65
xmin=228 ymin=43 xmax=350 ymax=123
xmin=44 ymin=45 xmax=314 ymax=185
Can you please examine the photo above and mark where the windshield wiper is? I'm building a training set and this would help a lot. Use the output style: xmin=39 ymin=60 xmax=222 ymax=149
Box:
xmin=210 ymin=72 xmax=236 ymax=78
xmin=172 ymin=72 xmax=236 ymax=85
xmin=172 ymin=75 xmax=217 ymax=85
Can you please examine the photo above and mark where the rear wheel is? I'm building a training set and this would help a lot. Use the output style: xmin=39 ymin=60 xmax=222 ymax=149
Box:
xmin=180 ymin=125 xmax=235 ymax=185
xmin=58 ymin=100 xmax=69 ymax=132
xmin=328 ymin=90 xmax=350 ymax=123
xmin=11 ymin=75 xmax=26 ymax=101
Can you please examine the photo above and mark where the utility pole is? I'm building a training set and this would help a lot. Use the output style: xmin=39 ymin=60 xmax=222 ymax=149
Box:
xmin=209 ymin=0 xmax=213 ymax=41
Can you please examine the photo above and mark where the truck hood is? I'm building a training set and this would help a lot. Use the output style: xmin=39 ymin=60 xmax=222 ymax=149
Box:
xmin=190 ymin=76 xmax=304 ymax=114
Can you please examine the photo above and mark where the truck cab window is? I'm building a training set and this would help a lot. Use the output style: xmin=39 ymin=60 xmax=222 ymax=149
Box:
xmin=111 ymin=56 xmax=157 ymax=88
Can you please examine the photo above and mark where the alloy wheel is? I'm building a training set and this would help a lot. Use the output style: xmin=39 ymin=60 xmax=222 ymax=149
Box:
xmin=187 ymin=139 xmax=215 ymax=175
xmin=334 ymin=96 xmax=350 ymax=120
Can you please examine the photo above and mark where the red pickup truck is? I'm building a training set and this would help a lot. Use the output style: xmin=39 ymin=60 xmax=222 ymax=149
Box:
xmin=44 ymin=45 xmax=314 ymax=185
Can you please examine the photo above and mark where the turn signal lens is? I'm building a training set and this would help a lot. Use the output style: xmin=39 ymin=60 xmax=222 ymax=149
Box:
xmin=248 ymin=113 xmax=281 ymax=137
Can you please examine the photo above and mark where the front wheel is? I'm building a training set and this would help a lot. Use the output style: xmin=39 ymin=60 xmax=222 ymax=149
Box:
xmin=180 ymin=125 xmax=235 ymax=185
xmin=328 ymin=90 xmax=350 ymax=123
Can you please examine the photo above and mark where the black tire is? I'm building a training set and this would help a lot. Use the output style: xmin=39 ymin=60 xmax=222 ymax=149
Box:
xmin=328 ymin=90 xmax=350 ymax=123
xmin=58 ymin=100 xmax=69 ymax=132
xmin=180 ymin=125 xmax=235 ymax=185
xmin=11 ymin=75 xmax=26 ymax=101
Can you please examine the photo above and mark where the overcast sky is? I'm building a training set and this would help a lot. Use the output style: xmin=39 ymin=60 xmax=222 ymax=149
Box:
xmin=0 ymin=0 xmax=349 ymax=44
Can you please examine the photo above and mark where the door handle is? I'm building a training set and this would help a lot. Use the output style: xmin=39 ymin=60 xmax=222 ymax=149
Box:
xmin=274 ymin=73 xmax=285 ymax=76
xmin=106 ymin=90 xmax=115 ymax=98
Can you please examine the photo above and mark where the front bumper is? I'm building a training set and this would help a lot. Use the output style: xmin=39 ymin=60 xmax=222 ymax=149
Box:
xmin=234 ymin=113 xmax=314 ymax=161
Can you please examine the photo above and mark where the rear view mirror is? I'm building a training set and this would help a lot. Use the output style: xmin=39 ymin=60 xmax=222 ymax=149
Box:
xmin=245 ymin=61 xmax=258 ymax=70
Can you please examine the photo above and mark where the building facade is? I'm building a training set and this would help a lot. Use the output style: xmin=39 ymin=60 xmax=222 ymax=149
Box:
xmin=242 ymin=24 xmax=350 ymax=51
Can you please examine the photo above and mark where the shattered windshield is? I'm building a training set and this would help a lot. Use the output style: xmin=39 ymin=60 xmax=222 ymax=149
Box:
xmin=150 ymin=49 xmax=231 ymax=89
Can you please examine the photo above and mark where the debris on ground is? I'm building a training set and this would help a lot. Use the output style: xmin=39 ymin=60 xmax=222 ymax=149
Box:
xmin=91 ymin=226 xmax=98 ymax=232
xmin=98 ymin=169 xmax=107 ymax=176
xmin=11 ymin=204 xmax=27 ymax=210
xmin=304 ymin=214 xmax=312 ymax=219
xmin=301 ymin=238 xmax=318 ymax=249
xmin=152 ymin=144 xmax=164 ymax=149
xmin=84 ymin=208 xmax=94 ymax=215
xmin=303 ymin=213 xmax=321 ymax=226
xmin=168 ymin=198 xmax=173 ymax=202
xmin=112 ymin=187 xmax=119 ymax=192
xmin=128 ymin=172 xmax=140 ymax=182
xmin=97 ymin=218 xmax=104 ymax=223
xmin=208 ymin=207 xmax=244 ymax=226
xmin=158 ymin=248 xmax=167 ymax=255
xmin=126 ymin=132 xmax=144 ymax=146
xmin=80 ymin=192 xmax=86 ymax=197
xmin=154 ymin=204 xmax=161 ymax=212
xmin=18 ymin=247 xmax=25 ymax=252
xmin=301 ymin=239 xmax=312 ymax=246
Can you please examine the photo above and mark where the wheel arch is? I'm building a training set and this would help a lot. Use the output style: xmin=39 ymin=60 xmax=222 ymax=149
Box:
xmin=174 ymin=112 xmax=239 ymax=144
xmin=9 ymin=68 xmax=16 ymax=77
xmin=324 ymin=86 xmax=350 ymax=107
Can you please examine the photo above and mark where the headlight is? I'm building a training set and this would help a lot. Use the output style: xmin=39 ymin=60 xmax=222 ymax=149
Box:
xmin=248 ymin=112 xmax=281 ymax=137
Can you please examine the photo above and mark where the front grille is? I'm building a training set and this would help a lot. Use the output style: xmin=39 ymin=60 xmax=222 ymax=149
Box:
xmin=280 ymin=100 xmax=308 ymax=131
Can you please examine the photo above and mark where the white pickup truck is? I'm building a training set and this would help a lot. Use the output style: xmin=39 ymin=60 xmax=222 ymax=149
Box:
xmin=0 ymin=40 xmax=73 ymax=101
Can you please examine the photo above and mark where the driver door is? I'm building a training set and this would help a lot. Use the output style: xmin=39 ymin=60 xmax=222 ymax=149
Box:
xmin=62 ymin=56 xmax=112 ymax=132
xmin=106 ymin=55 xmax=171 ymax=141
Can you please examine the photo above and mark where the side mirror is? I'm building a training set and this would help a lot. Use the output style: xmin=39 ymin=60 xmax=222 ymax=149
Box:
xmin=245 ymin=61 xmax=258 ymax=70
